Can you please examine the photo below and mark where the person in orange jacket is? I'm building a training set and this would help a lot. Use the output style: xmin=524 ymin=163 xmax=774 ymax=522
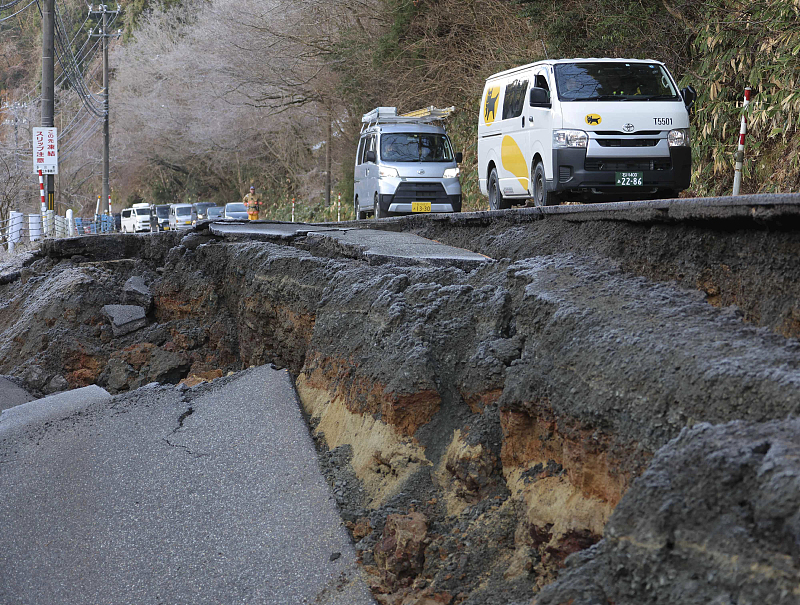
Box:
xmin=243 ymin=186 xmax=262 ymax=220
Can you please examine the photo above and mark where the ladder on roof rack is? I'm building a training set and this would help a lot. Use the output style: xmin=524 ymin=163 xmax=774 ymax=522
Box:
xmin=361 ymin=106 xmax=455 ymax=131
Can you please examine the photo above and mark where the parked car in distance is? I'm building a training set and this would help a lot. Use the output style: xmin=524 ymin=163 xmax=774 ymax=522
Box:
xmin=151 ymin=204 xmax=170 ymax=231
xmin=120 ymin=203 xmax=152 ymax=233
xmin=205 ymin=206 xmax=224 ymax=220
xmin=193 ymin=202 xmax=218 ymax=222
xmin=223 ymin=202 xmax=248 ymax=220
xmin=169 ymin=203 xmax=195 ymax=230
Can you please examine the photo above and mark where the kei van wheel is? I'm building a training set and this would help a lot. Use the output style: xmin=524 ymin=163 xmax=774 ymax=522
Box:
xmin=374 ymin=196 xmax=384 ymax=219
xmin=488 ymin=168 xmax=509 ymax=210
xmin=354 ymin=197 xmax=365 ymax=220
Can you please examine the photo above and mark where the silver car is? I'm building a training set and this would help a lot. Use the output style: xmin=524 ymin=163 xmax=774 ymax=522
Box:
xmin=223 ymin=202 xmax=249 ymax=220
xmin=354 ymin=107 xmax=462 ymax=220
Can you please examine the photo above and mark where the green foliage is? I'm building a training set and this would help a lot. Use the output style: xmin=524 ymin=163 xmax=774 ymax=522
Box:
xmin=688 ymin=0 xmax=800 ymax=195
xmin=375 ymin=0 xmax=419 ymax=65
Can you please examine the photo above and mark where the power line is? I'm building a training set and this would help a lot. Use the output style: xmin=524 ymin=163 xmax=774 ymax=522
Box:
xmin=0 ymin=0 xmax=37 ymax=21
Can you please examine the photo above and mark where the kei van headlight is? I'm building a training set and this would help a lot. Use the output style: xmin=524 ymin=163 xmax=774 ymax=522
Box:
xmin=553 ymin=129 xmax=588 ymax=148
xmin=379 ymin=166 xmax=399 ymax=178
xmin=668 ymin=128 xmax=690 ymax=147
xmin=443 ymin=167 xmax=460 ymax=179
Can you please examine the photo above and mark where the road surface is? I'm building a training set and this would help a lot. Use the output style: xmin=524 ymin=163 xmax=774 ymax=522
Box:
xmin=0 ymin=366 xmax=376 ymax=605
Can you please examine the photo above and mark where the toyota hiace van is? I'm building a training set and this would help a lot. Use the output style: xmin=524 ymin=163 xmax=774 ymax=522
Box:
xmin=478 ymin=59 xmax=696 ymax=207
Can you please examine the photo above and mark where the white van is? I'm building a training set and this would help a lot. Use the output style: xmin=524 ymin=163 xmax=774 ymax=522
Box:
xmin=354 ymin=107 xmax=462 ymax=219
xmin=120 ymin=203 xmax=152 ymax=233
xmin=478 ymin=58 xmax=696 ymax=207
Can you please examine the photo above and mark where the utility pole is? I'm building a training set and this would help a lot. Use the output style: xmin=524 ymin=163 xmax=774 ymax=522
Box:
xmin=89 ymin=3 xmax=120 ymax=214
xmin=325 ymin=103 xmax=332 ymax=208
xmin=41 ymin=0 xmax=54 ymax=211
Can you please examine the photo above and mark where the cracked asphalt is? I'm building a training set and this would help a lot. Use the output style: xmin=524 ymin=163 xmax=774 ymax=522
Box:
xmin=0 ymin=365 xmax=375 ymax=605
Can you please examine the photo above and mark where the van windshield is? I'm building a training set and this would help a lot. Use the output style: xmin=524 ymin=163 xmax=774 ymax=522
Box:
xmin=380 ymin=133 xmax=454 ymax=162
xmin=554 ymin=62 xmax=681 ymax=102
xmin=134 ymin=208 xmax=151 ymax=217
xmin=176 ymin=206 xmax=192 ymax=217
xmin=156 ymin=206 xmax=169 ymax=218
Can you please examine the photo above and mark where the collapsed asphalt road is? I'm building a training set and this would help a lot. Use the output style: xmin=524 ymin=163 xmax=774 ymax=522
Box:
xmin=0 ymin=366 xmax=375 ymax=605
xmin=1 ymin=193 xmax=799 ymax=605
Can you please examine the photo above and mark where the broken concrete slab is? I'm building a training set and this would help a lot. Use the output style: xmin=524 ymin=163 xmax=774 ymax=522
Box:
xmin=0 ymin=384 xmax=111 ymax=437
xmin=122 ymin=276 xmax=153 ymax=311
xmin=0 ymin=376 xmax=35 ymax=411
xmin=102 ymin=304 xmax=147 ymax=337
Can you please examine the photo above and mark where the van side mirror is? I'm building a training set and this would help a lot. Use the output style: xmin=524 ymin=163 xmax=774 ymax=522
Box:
xmin=365 ymin=150 xmax=376 ymax=163
xmin=455 ymin=152 xmax=463 ymax=164
xmin=681 ymin=85 xmax=697 ymax=112
xmin=529 ymin=87 xmax=551 ymax=108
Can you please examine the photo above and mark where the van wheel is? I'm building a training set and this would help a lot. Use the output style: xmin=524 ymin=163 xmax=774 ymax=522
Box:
xmin=374 ymin=196 xmax=383 ymax=219
xmin=354 ymin=197 xmax=364 ymax=220
xmin=532 ymin=162 xmax=551 ymax=207
xmin=488 ymin=168 xmax=509 ymax=210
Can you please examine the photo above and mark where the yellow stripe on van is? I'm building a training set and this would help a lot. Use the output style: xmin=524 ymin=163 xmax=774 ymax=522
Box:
xmin=501 ymin=136 xmax=528 ymax=190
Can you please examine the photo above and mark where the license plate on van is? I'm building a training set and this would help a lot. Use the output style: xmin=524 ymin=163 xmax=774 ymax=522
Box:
xmin=616 ymin=172 xmax=643 ymax=186
xmin=412 ymin=202 xmax=431 ymax=213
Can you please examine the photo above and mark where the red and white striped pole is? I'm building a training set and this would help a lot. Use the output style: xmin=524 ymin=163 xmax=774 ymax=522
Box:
xmin=291 ymin=197 xmax=295 ymax=223
xmin=38 ymin=170 xmax=46 ymax=216
xmin=732 ymin=87 xmax=752 ymax=196
xmin=337 ymin=194 xmax=341 ymax=222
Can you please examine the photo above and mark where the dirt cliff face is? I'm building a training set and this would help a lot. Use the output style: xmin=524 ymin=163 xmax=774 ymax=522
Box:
xmin=1 ymin=210 xmax=798 ymax=605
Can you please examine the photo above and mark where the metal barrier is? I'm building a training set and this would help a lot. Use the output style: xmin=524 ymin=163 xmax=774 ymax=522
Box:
xmin=1 ymin=210 xmax=118 ymax=253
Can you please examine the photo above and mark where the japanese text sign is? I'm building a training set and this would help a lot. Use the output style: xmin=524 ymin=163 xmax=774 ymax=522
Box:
xmin=33 ymin=127 xmax=58 ymax=175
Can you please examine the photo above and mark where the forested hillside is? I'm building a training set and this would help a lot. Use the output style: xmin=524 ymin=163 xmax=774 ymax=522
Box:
xmin=2 ymin=0 xmax=799 ymax=217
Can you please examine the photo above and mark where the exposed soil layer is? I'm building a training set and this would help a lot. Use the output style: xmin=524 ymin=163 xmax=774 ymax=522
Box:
xmin=1 ymin=211 xmax=798 ymax=604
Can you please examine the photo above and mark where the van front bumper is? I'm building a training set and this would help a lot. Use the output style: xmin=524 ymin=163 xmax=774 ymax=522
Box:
xmin=379 ymin=181 xmax=462 ymax=214
xmin=551 ymin=147 xmax=691 ymax=199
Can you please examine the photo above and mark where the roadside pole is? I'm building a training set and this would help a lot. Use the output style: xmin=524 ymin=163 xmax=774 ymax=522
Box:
xmin=337 ymin=194 xmax=341 ymax=222
xmin=89 ymin=4 xmax=120 ymax=214
xmin=41 ymin=0 xmax=54 ymax=216
xmin=732 ymin=87 xmax=752 ymax=196
xmin=291 ymin=197 xmax=295 ymax=223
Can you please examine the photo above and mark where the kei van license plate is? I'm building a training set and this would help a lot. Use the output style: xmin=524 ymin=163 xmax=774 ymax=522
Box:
xmin=616 ymin=172 xmax=643 ymax=186
xmin=411 ymin=202 xmax=431 ymax=213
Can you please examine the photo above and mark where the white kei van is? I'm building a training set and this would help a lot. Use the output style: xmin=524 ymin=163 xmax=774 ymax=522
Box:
xmin=120 ymin=203 xmax=152 ymax=233
xmin=478 ymin=59 xmax=696 ymax=207
xmin=354 ymin=107 xmax=462 ymax=219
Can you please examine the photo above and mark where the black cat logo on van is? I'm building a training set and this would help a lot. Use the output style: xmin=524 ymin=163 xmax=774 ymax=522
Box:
xmin=585 ymin=114 xmax=602 ymax=125
xmin=484 ymin=87 xmax=500 ymax=126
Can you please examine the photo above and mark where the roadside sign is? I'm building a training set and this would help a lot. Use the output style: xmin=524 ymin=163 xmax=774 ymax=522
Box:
xmin=33 ymin=127 xmax=58 ymax=174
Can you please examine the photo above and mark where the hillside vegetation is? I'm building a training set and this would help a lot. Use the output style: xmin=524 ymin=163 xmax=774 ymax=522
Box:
xmin=2 ymin=0 xmax=799 ymax=217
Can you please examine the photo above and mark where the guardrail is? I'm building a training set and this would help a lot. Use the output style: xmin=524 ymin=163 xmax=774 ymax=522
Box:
xmin=1 ymin=209 xmax=117 ymax=254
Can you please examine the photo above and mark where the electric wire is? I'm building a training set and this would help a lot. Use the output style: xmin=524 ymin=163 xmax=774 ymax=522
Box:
xmin=0 ymin=0 xmax=37 ymax=22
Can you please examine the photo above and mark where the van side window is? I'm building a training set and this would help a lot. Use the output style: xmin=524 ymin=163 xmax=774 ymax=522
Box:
xmin=502 ymin=78 xmax=528 ymax=120
xmin=357 ymin=137 xmax=366 ymax=165
xmin=366 ymin=135 xmax=376 ymax=162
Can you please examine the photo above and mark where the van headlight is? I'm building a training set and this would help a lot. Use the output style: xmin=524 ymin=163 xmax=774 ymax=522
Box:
xmin=553 ymin=129 xmax=588 ymax=148
xmin=668 ymin=128 xmax=690 ymax=147
xmin=443 ymin=167 xmax=460 ymax=179
xmin=379 ymin=166 xmax=399 ymax=178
